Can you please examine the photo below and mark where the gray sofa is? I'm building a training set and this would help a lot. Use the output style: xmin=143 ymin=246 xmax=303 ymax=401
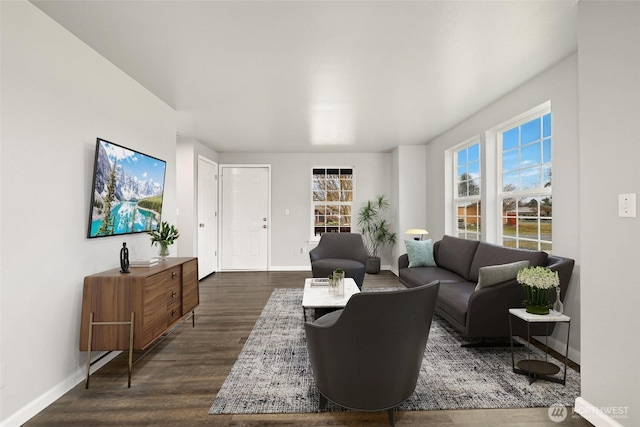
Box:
xmin=398 ymin=235 xmax=574 ymax=340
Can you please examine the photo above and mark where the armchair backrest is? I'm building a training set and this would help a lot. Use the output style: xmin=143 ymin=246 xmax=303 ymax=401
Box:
xmin=304 ymin=281 xmax=440 ymax=412
xmin=309 ymin=233 xmax=368 ymax=264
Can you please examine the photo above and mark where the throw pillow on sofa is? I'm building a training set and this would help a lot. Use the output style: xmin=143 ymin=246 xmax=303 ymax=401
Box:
xmin=475 ymin=260 xmax=530 ymax=291
xmin=405 ymin=239 xmax=437 ymax=268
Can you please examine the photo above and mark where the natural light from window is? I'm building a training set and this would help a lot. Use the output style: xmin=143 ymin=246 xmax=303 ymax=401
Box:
xmin=449 ymin=102 xmax=552 ymax=251
xmin=311 ymin=168 xmax=354 ymax=237
xmin=455 ymin=140 xmax=481 ymax=241
xmin=499 ymin=111 xmax=552 ymax=252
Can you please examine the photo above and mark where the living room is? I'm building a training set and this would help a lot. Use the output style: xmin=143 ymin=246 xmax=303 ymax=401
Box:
xmin=1 ymin=1 xmax=638 ymax=426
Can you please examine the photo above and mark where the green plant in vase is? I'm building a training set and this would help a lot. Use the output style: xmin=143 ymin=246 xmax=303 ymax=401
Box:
xmin=516 ymin=266 xmax=559 ymax=315
xmin=148 ymin=221 xmax=179 ymax=260
xmin=333 ymin=268 xmax=345 ymax=296
xmin=328 ymin=273 xmax=336 ymax=295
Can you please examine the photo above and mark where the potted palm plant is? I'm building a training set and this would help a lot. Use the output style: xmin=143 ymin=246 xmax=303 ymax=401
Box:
xmin=148 ymin=221 xmax=179 ymax=260
xmin=357 ymin=195 xmax=397 ymax=274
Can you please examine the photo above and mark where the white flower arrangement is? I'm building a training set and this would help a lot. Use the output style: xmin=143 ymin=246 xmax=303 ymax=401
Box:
xmin=516 ymin=266 xmax=559 ymax=289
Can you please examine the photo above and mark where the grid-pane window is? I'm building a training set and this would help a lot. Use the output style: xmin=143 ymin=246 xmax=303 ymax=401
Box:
xmin=454 ymin=142 xmax=481 ymax=241
xmin=500 ymin=112 xmax=552 ymax=251
xmin=312 ymin=168 xmax=353 ymax=236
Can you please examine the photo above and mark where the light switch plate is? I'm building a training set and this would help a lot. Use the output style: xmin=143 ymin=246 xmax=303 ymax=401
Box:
xmin=618 ymin=193 xmax=636 ymax=217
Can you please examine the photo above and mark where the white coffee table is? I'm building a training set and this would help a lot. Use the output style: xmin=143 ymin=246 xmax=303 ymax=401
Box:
xmin=302 ymin=277 xmax=360 ymax=322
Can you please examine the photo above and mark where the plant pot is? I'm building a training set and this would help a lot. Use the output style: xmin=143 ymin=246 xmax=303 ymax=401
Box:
xmin=525 ymin=304 xmax=550 ymax=315
xmin=158 ymin=244 xmax=170 ymax=261
xmin=522 ymin=285 xmax=551 ymax=315
xmin=366 ymin=257 xmax=381 ymax=274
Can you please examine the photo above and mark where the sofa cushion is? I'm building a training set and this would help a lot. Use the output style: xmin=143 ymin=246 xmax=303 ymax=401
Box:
xmin=435 ymin=281 xmax=476 ymax=326
xmin=433 ymin=235 xmax=480 ymax=280
xmin=468 ymin=242 xmax=548 ymax=283
xmin=404 ymin=239 xmax=436 ymax=267
xmin=399 ymin=266 xmax=465 ymax=288
xmin=475 ymin=260 xmax=530 ymax=291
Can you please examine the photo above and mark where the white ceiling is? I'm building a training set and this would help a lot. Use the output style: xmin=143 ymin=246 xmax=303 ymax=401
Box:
xmin=31 ymin=0 xmax=578 ymax=153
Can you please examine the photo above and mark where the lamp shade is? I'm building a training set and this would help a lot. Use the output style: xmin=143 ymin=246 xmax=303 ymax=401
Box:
xmin=405 ymin=229 xmax=429 ymax=235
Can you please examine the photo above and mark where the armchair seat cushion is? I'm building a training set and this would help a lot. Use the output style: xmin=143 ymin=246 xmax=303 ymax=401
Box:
xmin=313 ymin=309 xmax=343 ymax=326
xmin=312 ymin=258 xmax=366 ymax=272
xmin=311 ymin=259 xmax=366 ymax=287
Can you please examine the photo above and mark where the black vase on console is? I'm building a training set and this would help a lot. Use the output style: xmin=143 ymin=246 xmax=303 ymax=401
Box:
xmin=120 ymin=242 xmax=130 ymax=273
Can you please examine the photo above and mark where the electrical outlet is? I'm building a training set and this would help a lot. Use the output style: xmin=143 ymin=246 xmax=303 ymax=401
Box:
xmin=618 ymin=193 xmax=636 ymax=217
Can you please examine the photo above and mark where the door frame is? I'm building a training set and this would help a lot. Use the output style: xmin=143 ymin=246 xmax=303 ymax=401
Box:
xmin=218 ymin=164 xmax=272 ymax=271
xmin=197 ymin=155 xmax=218 ymax=279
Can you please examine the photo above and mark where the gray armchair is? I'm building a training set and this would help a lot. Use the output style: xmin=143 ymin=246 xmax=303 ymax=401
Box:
xmin=309 ymin=233 xmax=369 ymax=289
xmin=304 ymin=281 xmax=440 ymax=426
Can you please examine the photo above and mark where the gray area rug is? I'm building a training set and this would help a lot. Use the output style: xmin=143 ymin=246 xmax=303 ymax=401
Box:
xmin=209 ymin=288 xmax=580 ymax=414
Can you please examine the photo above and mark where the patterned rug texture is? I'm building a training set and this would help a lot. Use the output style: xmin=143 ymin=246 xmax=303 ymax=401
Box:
xmin=209 ymin=288 xmax=580 ymax=414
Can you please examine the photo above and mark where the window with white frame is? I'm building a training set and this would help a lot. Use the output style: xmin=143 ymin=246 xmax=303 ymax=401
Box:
xmin=454 ymin=140 xmax=482 ymax=241
xmin=312 ymin=168 xmax=354 ymax=237
xmin=447 ymin=103 xmax=553 ymax=251
xmin=499 ymin=109 xmax=552 ymax=251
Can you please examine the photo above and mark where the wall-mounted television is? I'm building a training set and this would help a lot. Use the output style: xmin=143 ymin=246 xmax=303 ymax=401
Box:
xmin=87 ymin=138 xmax=167 ymax=238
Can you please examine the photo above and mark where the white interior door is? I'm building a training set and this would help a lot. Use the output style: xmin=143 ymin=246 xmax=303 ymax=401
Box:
xmin=197 ymin=156 xmax=218 ymax=279
xmin=221 ymin=166 xmax=269 ymax=270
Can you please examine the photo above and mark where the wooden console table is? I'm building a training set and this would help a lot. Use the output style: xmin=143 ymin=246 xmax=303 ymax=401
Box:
xmin=80 ymin=257 xmax=199 ymax=388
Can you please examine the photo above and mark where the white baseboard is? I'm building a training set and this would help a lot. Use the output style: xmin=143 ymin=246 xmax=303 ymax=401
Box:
xmin=574 ymin=397 xmax=626 ymax=427
xmin=0 ymin=352 xmax=119 ymax=427
xmin=267 ymin=266 xmax=312 ymax=271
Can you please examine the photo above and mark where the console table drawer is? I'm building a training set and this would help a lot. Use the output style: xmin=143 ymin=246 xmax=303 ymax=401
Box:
xmin=143 ymin=270 xmax=182 ymax=346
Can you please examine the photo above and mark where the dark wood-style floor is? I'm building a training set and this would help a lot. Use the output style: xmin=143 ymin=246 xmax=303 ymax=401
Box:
xmin=25 ymin=271 xmax=591 ymax=426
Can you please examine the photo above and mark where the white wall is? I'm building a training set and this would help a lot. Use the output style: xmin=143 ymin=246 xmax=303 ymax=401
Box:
xmin=391 ymin=145 xmax=428 ymax=274
xmin=576 ymin=2 xmax=640 ymax=426
xmin=5 ymin=2 xmax=638 ymax=426
xmin=424 ymin=54 xmax=581 ymax=361
xmin=0 ymin=2 xmax=176 ymax=425
xmin=217 ymin=152 xmax=395 ymax=270
xmin=176 ymin=137 xmax=218 ymax=258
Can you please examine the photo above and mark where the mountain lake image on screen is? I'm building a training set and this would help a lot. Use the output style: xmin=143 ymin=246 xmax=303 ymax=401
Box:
xmin=87 ymin=138 xmax=167 ymax=238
